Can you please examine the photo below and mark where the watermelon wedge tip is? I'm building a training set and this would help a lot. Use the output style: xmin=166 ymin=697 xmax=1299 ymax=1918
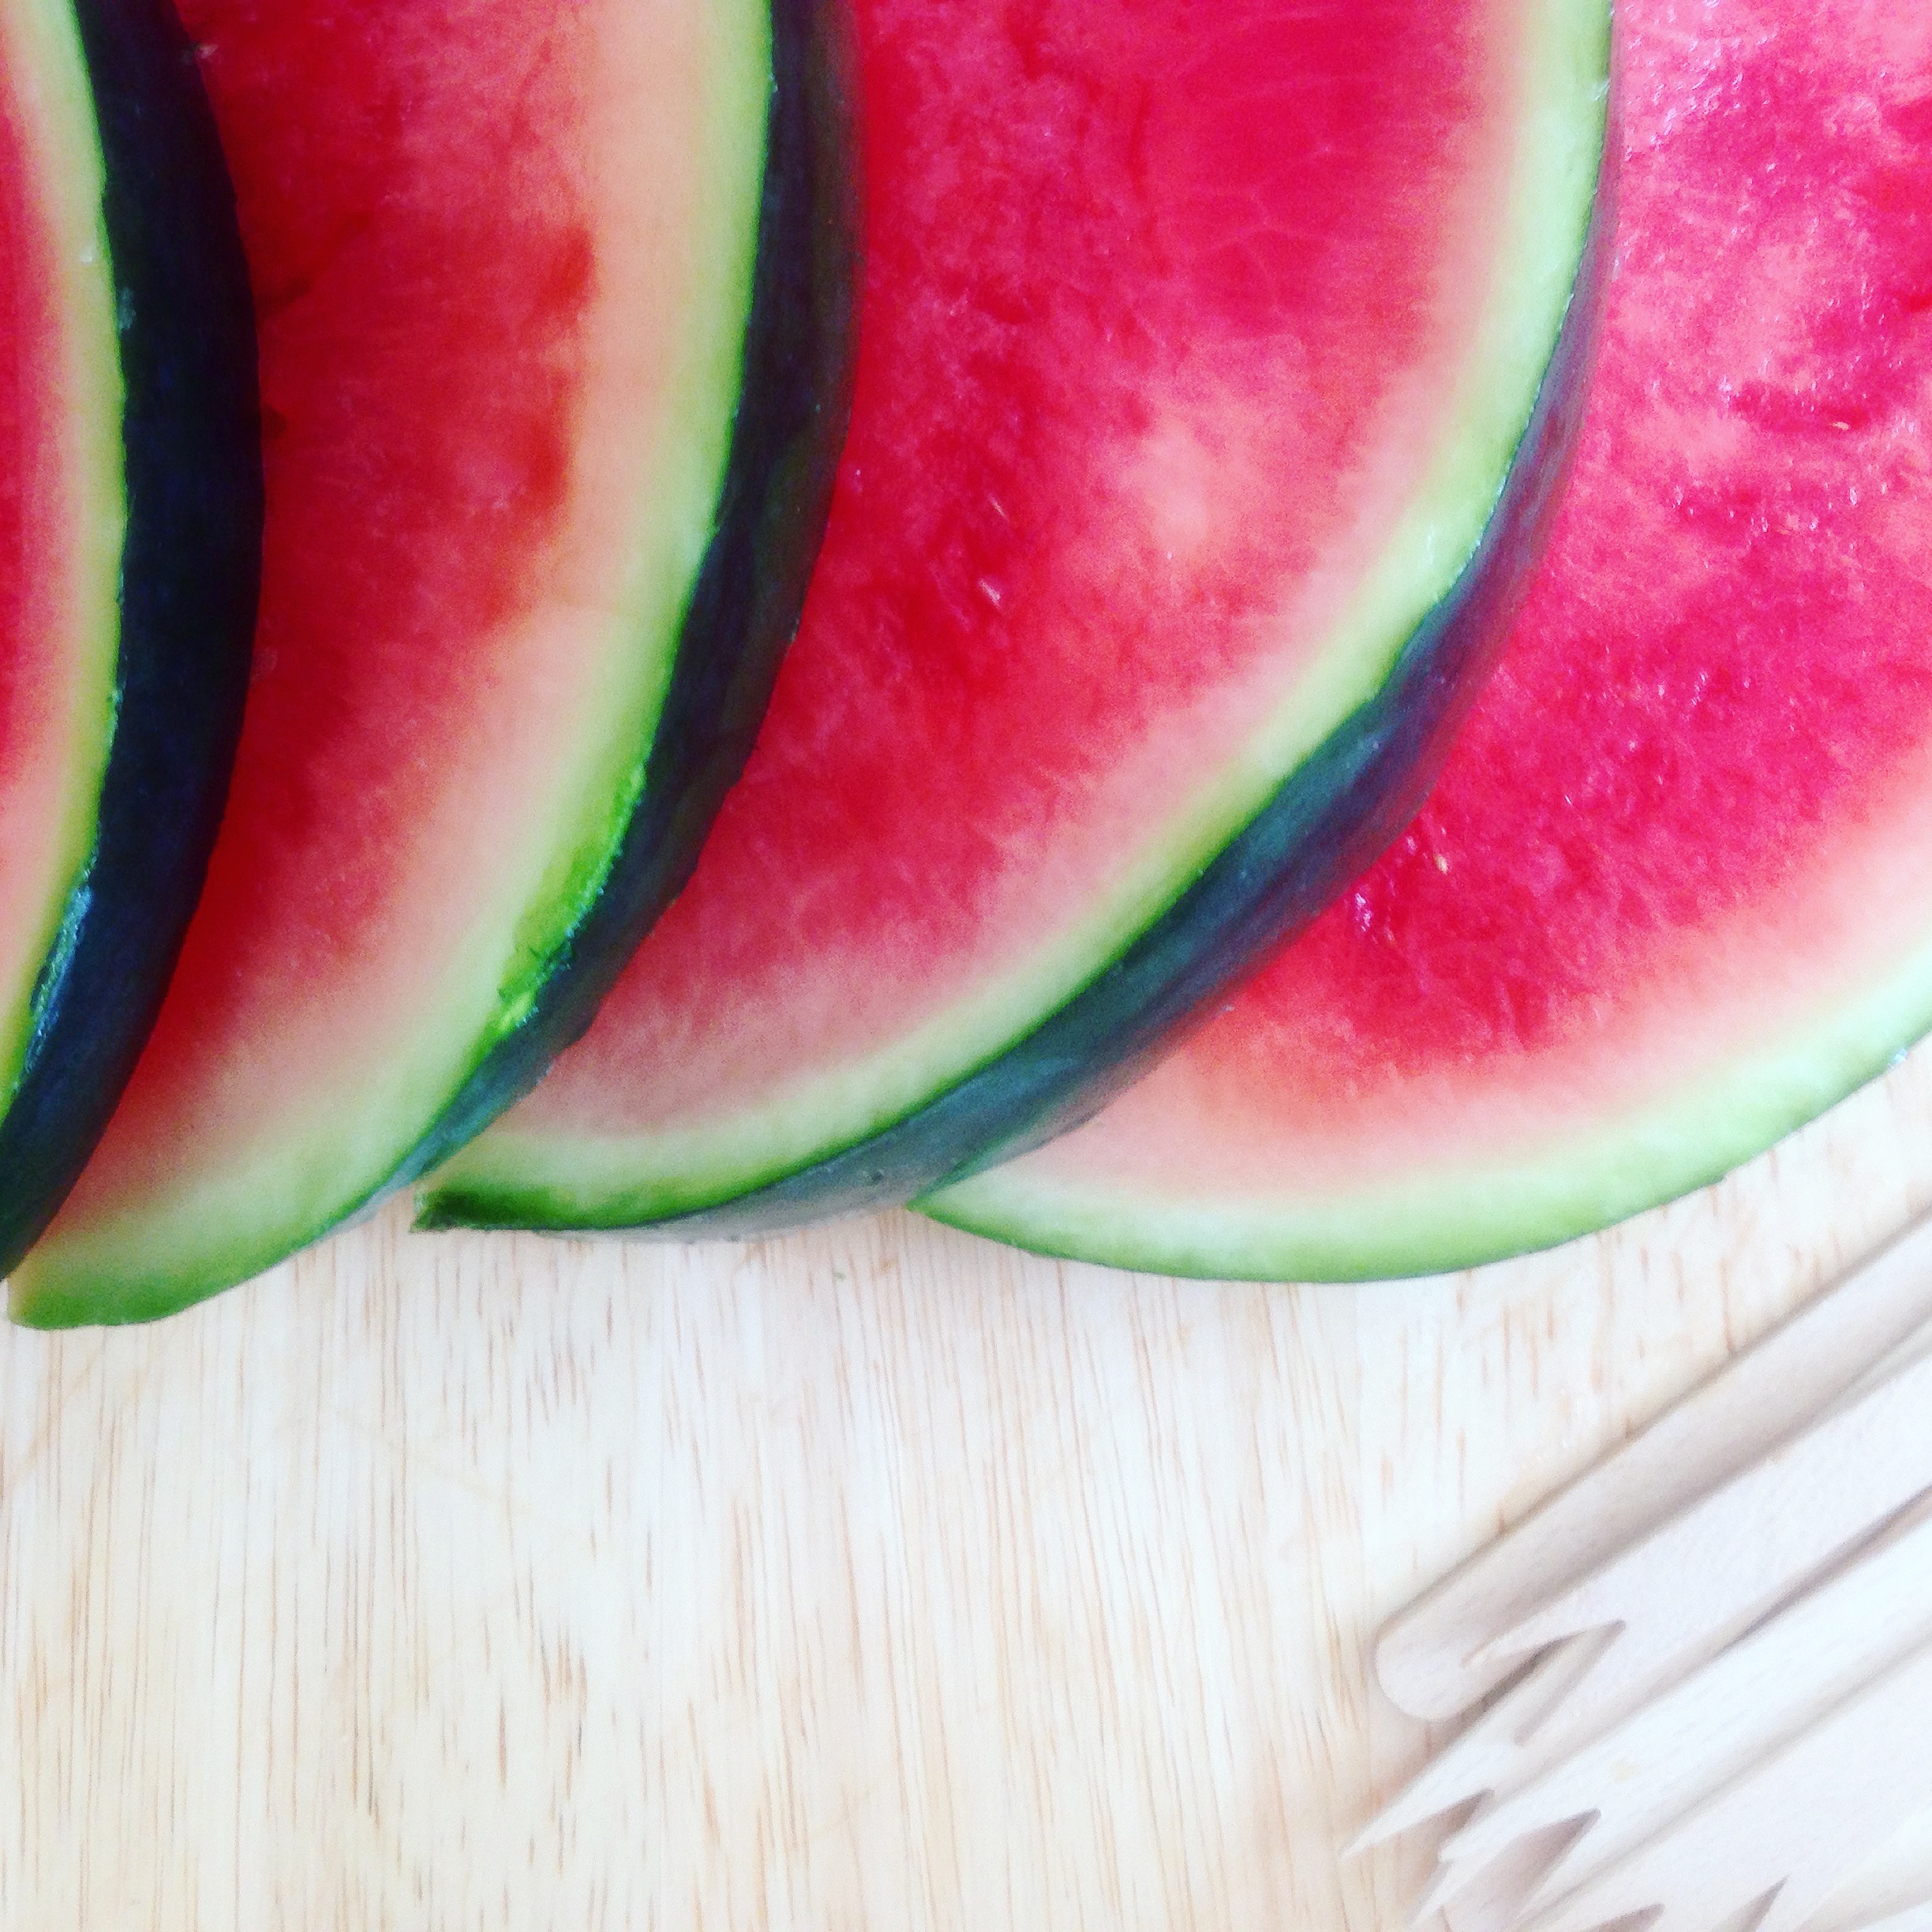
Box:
xmin=421 ymin=0 xmax=1616 ymax=1240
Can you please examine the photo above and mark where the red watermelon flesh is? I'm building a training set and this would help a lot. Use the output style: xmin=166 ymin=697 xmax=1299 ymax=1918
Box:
xmin=0 ymin=3 xmax=118 ymax=1103
xmin=930 ymin=0 xmax=1932 ymax=1277
xmin=14 ymin=0 xmax=789 ymax=1317
xmin=433 ymin=0 xmax=1609 ymax=1226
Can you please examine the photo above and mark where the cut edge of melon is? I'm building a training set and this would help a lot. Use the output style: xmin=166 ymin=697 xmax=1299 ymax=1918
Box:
xmin=919 ymin=938 xmax=1932 ymax=1282
xmin=924 ymin=905 xmax=1932 ymax=1286
xmin=0 ymin=0 xmax=125 ymax=1114
xmin=422 ymin=0 xmax=1614 ymax=1234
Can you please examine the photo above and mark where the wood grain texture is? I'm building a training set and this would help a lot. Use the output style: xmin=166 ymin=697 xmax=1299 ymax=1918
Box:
xmin=10 ymin=1042 xmax=1932 ymax=1931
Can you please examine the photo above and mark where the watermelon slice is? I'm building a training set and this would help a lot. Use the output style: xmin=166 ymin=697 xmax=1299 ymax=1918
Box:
xmin=423 ymin=0 xmax=1613 ymax=1237
xmin=0 ymin=0 xmax=257 ymax=1275
xmin=10 ymin=0 xmax=855 ymax=1325
xmin=927 ymin=0 xmax=1932 ymax=1279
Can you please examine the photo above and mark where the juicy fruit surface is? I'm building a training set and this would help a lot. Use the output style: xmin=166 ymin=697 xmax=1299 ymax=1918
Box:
xmin=462 ymin=0 xmax=1574 ymax=1217
xmin=0 ymin=0 xmax=118 ymax=1111
xmin=1293 ymin=0 xmax=1932 ymax=1087
xmin=937 ymin=0 xmax=1932 ymax=1274
xmin=18 ymin=0 xmax=764 ymax=1313
xmin=115 ymin=0 xmax=593 ymax=1100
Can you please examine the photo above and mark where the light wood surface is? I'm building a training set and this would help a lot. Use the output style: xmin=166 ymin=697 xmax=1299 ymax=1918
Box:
xmin=11 ymin=1043 xmax=1932 ymax=1931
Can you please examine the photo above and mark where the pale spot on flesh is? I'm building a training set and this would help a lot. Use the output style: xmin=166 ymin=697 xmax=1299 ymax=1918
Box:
xmin=1110 ymin=342 xmax=1307 ymax=579
xmin=1124 ymin=409 xmax=1222 ymax=564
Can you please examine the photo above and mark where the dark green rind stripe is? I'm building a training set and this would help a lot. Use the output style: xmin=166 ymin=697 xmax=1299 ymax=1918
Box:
xmin=0 ymin=0 xmax=259 ymax=1283
xmin=396 ymin=0 xmax=860 ymax=1189
xmin=423 ymin=96 xmax=1616 ymax=1242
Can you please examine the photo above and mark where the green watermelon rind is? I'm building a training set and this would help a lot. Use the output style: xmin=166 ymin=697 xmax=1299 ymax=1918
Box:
xmin=421 ymin=0 xmax=1614 ymax=1238
xmin=927 ymin=935 xmax=1932 ymax=1284
xmin=11 ymin=0 xmax=857 ymax=1326
xmin=0 ymin=0 xmax=260 ymax=1284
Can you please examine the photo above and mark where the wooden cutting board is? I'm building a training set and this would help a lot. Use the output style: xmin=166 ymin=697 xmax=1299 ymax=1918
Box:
xmin=9 ymin=1043 xmax=1932 ymax=1931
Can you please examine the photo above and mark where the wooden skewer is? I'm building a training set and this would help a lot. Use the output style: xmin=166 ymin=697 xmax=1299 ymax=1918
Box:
xmin=1840 ymin=1313 xmax=1932 ymax=1410
xmin=1807 ymin=1821 xmax=1932 ymax=1932
xmin=1361 ymin=1335 xmax=1932 ymax=1855
xmin=1468 ymin=1341 xmax=1932 ymax=1675
xmin=1848 ymin=1905 xmax=1932 ymax=1932
xmin=1431 ymin=1498 xmax=1932 ymax=1915
xmin=1515 ymin=1638 xmax=1932 ymax=1932
xmin=1436 ymin=1823 xmax=1593 ymax=1932
xmin=1350 ymin=1631 xmax=1612 ymax=1855
xmin=1374 ymin=1211 xmax=1932 ymax=1723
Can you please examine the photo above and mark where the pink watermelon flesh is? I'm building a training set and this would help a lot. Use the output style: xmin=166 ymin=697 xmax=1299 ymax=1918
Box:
xmin=0 ymin=28 xmax=110 ymax=1089
xmin=0 ymin=70 xmax=72 ymax=1014
xmin=440 ymin=0 xmax=1604 ymax=1225
xmin=930 ymin=0 xmax=1932 ymax=1277
xmin=15 ymin=0 xmax=779 ymax=1316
